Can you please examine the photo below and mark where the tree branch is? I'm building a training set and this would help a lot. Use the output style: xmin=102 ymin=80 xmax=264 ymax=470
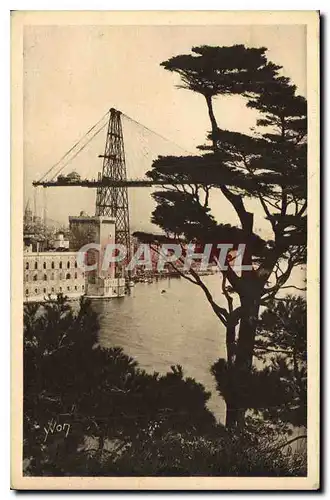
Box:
xmin=204 ymin=93 xmax=254 ymax=235
xmin=280 ymin=285 xmax=307 ymax=292
xmin=267 ymin=435 xmax=307 ymax=453
xmin=150 ymin=243 xmax=229 ymax=327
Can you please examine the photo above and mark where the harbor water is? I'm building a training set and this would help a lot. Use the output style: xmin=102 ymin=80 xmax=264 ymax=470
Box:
xmin=93 ymin=274 xmax=227 ymax=422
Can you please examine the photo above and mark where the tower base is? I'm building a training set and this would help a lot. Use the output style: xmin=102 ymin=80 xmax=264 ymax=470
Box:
xmin=86 ymin=276 xmax=126 ymax=298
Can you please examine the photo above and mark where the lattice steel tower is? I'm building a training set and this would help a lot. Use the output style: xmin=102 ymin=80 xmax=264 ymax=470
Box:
xmin=95 ymin=108 xmax=131 ymax=263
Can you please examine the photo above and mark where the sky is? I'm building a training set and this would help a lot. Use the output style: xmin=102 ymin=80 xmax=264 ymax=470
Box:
xmin=23 ymin=23 xmax=306 ymax=235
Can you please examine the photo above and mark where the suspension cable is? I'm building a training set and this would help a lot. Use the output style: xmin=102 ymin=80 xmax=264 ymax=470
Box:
xmin=49 ymin=120 xmax=108 ymax=181
xmin=121 ymin=111 xmax=199 ymax=157
xmin=37 ymin=108 xmax=199 ymax=184
xmin=38 ymin=110 xmax=110 ymax=183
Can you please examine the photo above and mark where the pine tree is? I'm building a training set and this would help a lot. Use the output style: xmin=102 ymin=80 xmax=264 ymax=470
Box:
xmin=254 ymin=295 xmax=307 ymax=426
xmin=138 ymin=45 xmax=307 ymax=427
xmin=23 ymin=296 xmax=216 ymax=475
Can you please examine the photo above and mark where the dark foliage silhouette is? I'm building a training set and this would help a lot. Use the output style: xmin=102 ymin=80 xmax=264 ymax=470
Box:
xmin=23 ymin=295 xmax=306 ymax=476
xmin=136 ymin=44 xmax=307 ymax=427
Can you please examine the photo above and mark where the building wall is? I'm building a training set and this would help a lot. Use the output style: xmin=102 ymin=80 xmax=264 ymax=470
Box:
xmin=86 ymin=277 xmax=125 ymax=298
xmin=24 ymin=252 xmax=85 ymax=301
xmin=69 ymin=215 xmax=116 ymax=279
xmin=69 ymin=217 xmax=98 ymax=252
xmin=24 ymin=216 xmax=120 ymax=302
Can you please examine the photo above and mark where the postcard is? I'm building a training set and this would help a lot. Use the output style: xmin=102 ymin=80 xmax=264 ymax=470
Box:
xmin=11 ymin=10 xmax=319 ymax=490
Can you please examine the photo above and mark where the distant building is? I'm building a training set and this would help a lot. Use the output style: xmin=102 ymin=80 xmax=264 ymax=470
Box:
xmin=24 ymin=200 xmax=33 ymax=226
xmin=23 ymin=213 xmax=125 ymax=302
xmin=23 ymin=200 xmax=47 ymax=253
xmin=69 ymin=213 xmax=125 ymax=299
xmin=53 ymin=231 xmax=69 ymax=250
xmin=69 ymin=212 xmax=99 ymax=251
xmin=24 ymin=252 xmax=85 ymax=301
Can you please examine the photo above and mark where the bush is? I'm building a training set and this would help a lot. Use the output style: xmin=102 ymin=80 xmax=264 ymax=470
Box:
xmin=23 ymin=295 xmax=306 ymax=477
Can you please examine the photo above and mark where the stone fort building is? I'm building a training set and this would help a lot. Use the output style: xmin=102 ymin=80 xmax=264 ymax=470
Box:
xmin=23 ymin=213 xmax=125 ymax=302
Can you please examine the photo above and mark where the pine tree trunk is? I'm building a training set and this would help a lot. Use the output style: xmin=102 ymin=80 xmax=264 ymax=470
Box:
xmin=225 ymin=387 xmax=246 ymax=428
xmin=226 ymin=323 xmax=236 ymax=366
xmin=235 ymin=300 xmax=259 ymax=372
xmin=225 ymin=295 xmax=260 ymax=428
xmin=204 ymin=93 xmax=218 ymax=146
xmin=203 ymin=90 xmax=261 ymax=429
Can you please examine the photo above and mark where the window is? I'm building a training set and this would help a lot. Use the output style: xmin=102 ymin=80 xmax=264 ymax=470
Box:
xmin=74 ymin=286 xmax=77 ymax=291
xmin=43 ymin=274 xmax=47 ymax=281
xmin=51 ymin=287 xmax=54 ymax=292
xmin=25 ymin=262 xmax=29 ymax=270
xmin=25 ymin=274 xmax=29 ymax=282
xmin=43 ymin=262 xmax=46 ymax=269
xmin=51 ymin=272 xmax=55 ymax=280
xmin=59 ymin=273 xmax=63 ymax=280
xmin=33 ymin=274 xmax=37 ymax=281
xmin=43 ymin=288 xmax=46 ymax=293
xmin=59 ymin=287 xmax=62 ymax=292
xmin=67 ymin=261 xmax=70 ymax=269
xmin=66 ymin=273 xmax=71 ymax=280
xmin=51 ymin=261 xmax=55 ymax=269
xmin=82 ymin=285 xmax=84 ymax=290
xmin=59 ymin=261 xmax=63 ymax=269
xmin=74 ymin=272 xmax=77 ymax=279
xmin=67 ymin=286 xmax=70 ymax=291
xmin=25 ymin=289 xmax=29 ymax=295
xmin=35 ymin=288 xmax=38 ymax=294
xmin=74 ymin=261 xmax=78 ymax=268
xmin=34 ymin=261 xmax=38 ymax=270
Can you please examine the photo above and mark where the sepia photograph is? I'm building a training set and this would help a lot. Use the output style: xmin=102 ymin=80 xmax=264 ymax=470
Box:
xmin=11 ymin=10 xmax=319 ymax=490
